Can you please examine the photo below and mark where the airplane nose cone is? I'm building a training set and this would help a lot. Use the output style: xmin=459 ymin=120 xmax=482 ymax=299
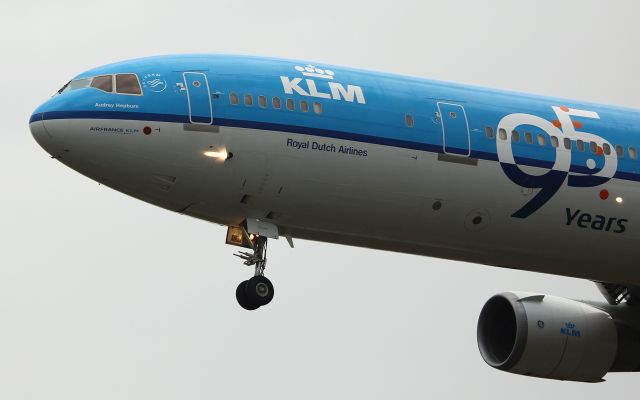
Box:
xmin=29 ymin=112 xmax=48 ymax=145
xmin=29 ymin=112 xmax=62 ymax=158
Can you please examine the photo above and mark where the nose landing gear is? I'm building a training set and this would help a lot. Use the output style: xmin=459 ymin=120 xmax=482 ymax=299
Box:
xmin=234 ymin=235 xmax=274 ymax=310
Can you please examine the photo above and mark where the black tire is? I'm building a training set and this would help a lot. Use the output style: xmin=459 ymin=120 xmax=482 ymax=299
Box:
xmin=236 ymin=280 xmax=260 ymax=310
xmin=245 ymin=275 xmax=274 ymax=306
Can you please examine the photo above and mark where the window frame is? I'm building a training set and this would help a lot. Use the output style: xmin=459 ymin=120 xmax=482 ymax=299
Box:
xmin=537 ymin=133 xmax=547 ymax=146
xmin=525 ymin=132 xmax=533 ymax=144
xmin=62 ymin=77 xmax=92 ymax=93
xmin=511 ymin=130 xmax=520 ymax=143
xmin=90 ymin=75 xmax=114 ymax=93
xmin=286 ymin=98 xmax=295 ymax=111
xmin=272 ymin=97 xmax=282 ymax=110
xmin=258 ymin=95 xmax=267 ymax=108
xmin=406 ymin=114 xmax=415 ymax=128
xmin=114 ymin=73 xmax=143 ymax=96
xmin=485 ymin=126 xmax=494 ymax=139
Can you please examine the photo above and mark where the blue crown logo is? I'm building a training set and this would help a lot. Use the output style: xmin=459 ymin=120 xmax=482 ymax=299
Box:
xmin=294 ymin=65 xmax=335 ymax=80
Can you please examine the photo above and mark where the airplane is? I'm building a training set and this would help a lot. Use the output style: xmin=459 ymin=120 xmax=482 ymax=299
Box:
xmin=29 ymin=54 xmax=640 ymax=383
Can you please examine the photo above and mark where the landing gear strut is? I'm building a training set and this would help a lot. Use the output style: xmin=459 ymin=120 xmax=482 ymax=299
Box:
xmin=234 ymin=236 xmax=274 ymax=310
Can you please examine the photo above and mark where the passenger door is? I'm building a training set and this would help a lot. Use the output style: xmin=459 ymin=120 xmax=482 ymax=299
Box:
xmin=438 ymin=102 xmax=470 ymax=156
xmin=183 ymin=72 xmax=213 ymax=125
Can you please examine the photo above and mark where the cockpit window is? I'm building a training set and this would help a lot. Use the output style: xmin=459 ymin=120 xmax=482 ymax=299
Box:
xmin=62 ymin=78 xmax=91 ymax=93
xmin=90 ymin=75 xmax=113 ymax=92
xmin=115 ymin=74 xmax=142 ymax=95
xmin=58 ymin=73 xmax=143 ymax=96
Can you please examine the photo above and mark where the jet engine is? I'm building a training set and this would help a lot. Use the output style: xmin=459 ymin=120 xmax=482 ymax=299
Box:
xmin=477 ymin=292 xmax=640 ymax=382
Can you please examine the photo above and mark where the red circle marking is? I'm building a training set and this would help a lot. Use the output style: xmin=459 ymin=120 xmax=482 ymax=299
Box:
xmin=552 ymin=119 xmax=562 ymax=128
xmin=573 ymin=120 xmax=583 ymax=129
xmin=600 ymin=189 xmax=609 ymax=200
xmin=560 ymin=106 xmax=570 ymax=112
xmin=143 ymin=126 xmax=152 ymax=135
xmin=597 ymin=147 xmax=603 ymax=156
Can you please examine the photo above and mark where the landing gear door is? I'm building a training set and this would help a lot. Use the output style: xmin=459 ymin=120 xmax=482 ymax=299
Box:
xmin=183 ymin=72 xmax=213 ymax=125
xmin=438 ymin=102 xmax=470 ymax=157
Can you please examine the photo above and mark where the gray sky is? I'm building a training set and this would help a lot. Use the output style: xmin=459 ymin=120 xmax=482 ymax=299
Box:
xmin=2 ymin=0 xmax=640 ymax=398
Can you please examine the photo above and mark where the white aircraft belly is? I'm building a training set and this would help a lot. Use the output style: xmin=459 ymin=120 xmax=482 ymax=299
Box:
xmin=207 ymin=126 xmax=639 ymax=284
xmin=47 ymin=119 xmax=640 ymax=285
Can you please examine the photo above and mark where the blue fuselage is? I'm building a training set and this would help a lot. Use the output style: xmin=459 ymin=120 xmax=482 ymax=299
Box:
xmin=31 ymin=54 xmax=640 ymax=174
xmin=29 ymin=54 xmax=640 ymax=285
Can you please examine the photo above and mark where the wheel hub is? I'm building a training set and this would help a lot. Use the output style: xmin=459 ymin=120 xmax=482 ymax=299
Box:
xmin=256 ymin=282 xmax=269 ymax=297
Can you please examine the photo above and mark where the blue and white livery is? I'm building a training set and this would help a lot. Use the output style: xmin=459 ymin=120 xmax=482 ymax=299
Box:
xmin=29 ymin=54 xmax=640 ymax=382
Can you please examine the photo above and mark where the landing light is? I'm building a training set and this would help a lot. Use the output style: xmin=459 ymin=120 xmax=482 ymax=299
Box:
xmin=204 ymin=150 xmax=229 ymax=160
xmin=616 ymin=197 xmax=624 ymax=204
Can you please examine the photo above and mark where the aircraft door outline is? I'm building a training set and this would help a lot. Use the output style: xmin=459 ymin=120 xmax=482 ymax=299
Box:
xmin=438 ymin=102 xmax=471 ymax=157
xmin=183 ymin=72 xmax=213 ymax=125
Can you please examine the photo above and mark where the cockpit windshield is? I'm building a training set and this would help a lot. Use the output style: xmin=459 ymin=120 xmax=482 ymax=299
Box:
xmin=64 ymin=78 xmax=91 ymax=92
xmin=91 ymin=75 xmax=113 ymax=92
xmin=115 ymin=74 xmax=142 ymax=95
xmin=59 ymin=73 xmax=142 ymax=95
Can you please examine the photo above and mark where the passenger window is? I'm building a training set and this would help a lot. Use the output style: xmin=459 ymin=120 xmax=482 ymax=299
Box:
xmin=525 ymin=132 xmax=533 ymax=144
xmin=551 ymin=136 xmax=559 ymax=148
xmin=272 ymin=97 xmax=281 ymax=109
xmin=244 ymin=94 xmax=253 ymax=106
xmin=577 ymin=139 xmax=585 ymax=152
xmin=485 ymin=127 xmax=494 ymax=139
xmin=230 ymin=92 xmax=239 ymax=105
xmin=115 ymin=74 xmax=142 ymax=95
xmin=630 ymin=147 xmax=638 ymax=160
xmin=590 ymin=141 xmax=598 ymax=154
xmin=91 ymin=75 xmax=113 ymax=92
xmin=286 ymin=98 xmax=295 ymax=111
xmin=300 ymin=100 xmax=309 ymax=112
xmin=563 ymin=138 xmax=571 ymax=150
xmin=537 ymin=134 xmax=547 ymax=146
xmin=258 ymin=95 xmax=267 ymax=108
xmin=406 ymin=114 xmax=414 ymax=128
xmin=603 ymin=143 xmax=611 ymax=156
xmin=616 ymin=145 xmax=624 ymax=157
xmin=498 ymin=128 xmax=507 ymax=140
xmin=313 ymin=102 xmax=322 ymax=114
xmin=511 ymin=130 xmax=520 ymax=142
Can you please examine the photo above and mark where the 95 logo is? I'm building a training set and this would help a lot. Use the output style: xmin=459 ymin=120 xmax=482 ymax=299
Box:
xmin=497 ymin=106 xmax=617 ymax=218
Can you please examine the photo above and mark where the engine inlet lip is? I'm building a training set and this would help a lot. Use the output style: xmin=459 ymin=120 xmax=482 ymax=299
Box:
xmin=477 ymin=292 xmax=529 ymax=370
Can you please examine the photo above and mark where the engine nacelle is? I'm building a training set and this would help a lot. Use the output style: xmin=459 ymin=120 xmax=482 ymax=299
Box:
xmin=477 ymin=292 xmax=620 ymax=382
